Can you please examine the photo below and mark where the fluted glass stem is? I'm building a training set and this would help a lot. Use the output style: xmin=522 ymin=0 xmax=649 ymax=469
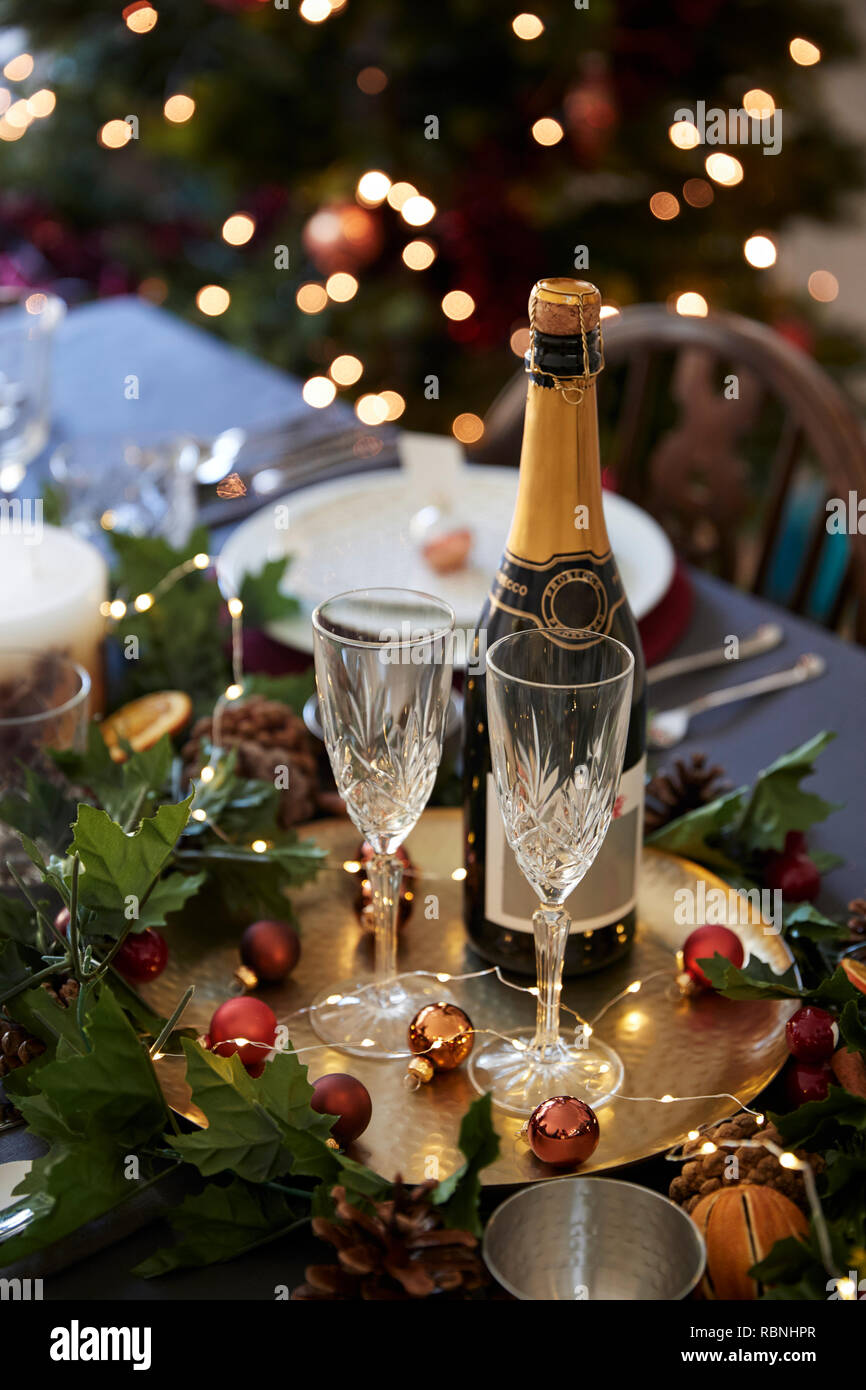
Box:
xmin=532 ymin=905 xmax=570 ymax=1055
xmin=368 ymin=853 xmax=403 ymax=984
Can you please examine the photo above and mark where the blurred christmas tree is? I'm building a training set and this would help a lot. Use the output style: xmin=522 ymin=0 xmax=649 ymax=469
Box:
xmin=0 ymin=0 xmax=862 ymax=433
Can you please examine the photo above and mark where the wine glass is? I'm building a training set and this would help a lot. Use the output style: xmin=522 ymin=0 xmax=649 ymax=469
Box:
xmin=310 ymin=587 xmax=455 ymax=1057
xmin=469 ymin=628 xmax=634 ymax=1116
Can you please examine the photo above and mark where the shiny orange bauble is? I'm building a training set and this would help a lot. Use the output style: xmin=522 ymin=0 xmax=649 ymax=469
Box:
xmin=527 ymin=1095 xmax=600 ymax=1167
xmin=407 ymin=1002 xmax=474 ymax=1071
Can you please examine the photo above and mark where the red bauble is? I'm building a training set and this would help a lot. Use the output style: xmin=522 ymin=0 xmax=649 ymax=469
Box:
xmin=785 ymin=1059 xmax=832 ymax=1107
xmin=114 ymin=928 xmax=169 ymax=983
xmin=786 ymin=1006 xmax=838 ymax=1063
xmin=527 ymin=1096 xmax=599 ymax=1167
xmin=240 ymin=919 xmax=301 ymax=984
xmin=210 ymin=997 xmax=277 ymax=1069
xmin=302 ymin=203 xmax=382 ymax=275
xmin=765 ymin=831 xmax=820 ymax=903
xmin=310 ymin=1072 xmax=372 ymax=1147
xmin=54 ymin=907 xmax=70 ymax=936
xmin=682 ymin=924 xmax=744 ymax=990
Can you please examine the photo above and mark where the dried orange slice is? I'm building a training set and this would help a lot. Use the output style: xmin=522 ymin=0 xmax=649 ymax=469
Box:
xmin=101 ymin=690 xmax=192 ymax=763
xmin=841 ymin=957 xmax=866 ymax=997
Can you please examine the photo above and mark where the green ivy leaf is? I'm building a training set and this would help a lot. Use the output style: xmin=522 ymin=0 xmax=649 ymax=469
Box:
xmin=239 ymin=557 xmax=301 ymax=626
xmin=132 ymin=1176 xmax=305 ymax=1279
xmin=734 ymin=731 xmax=840 ymax=854
xmin=431 ymin=1092 xmax=499 ymax=1236
xmin=54 ymin=728 xmax=173 ymax=828
xmin=86 ymin=870 xmax=207 ymax=940
xmin=646 ymin=787 xmax=748 ymax=873
xmin=700 ymin=953 xmax=803 ymax=1000
xmin=771 ymin=1086 xmax=866 ymax=1149
xmin=838 ymin=1000 xmax=866 ymax=1056
xmin=783 ymin=903 xmax=850 ymax=943
xmin=0 ymin=764 xmax=77 ymax=854
xmin=69 ymin=797 xmax=192 ymax=914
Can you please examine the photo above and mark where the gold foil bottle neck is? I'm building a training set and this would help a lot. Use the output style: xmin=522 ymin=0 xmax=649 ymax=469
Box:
xmin=529 ymin=278 xmax=601 ymax=334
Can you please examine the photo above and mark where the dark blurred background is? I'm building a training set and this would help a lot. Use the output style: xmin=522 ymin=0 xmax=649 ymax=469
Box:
xmin=0 ymin=0 xmax=864 ymax=439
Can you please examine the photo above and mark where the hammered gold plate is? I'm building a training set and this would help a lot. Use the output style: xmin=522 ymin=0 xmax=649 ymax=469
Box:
xmin=147 ymin=809 xmax=795 ymax=1185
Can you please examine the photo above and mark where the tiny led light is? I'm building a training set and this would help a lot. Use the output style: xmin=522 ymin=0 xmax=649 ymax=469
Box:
xmin=356 ymin=169 xmax=391 ymax=206
xmin=199 ymin=765 xmax=215 ymax=784
xmin=329 ymin=354 xmax=363 ymax=386
xmin=836 ymin=1278 xmax=857 ymax=1300
xmin=649 ymin=191 xmax=680 ymax=220
xmin=191 ymin=808 xmax=208 ymax=822
xmin=808 ymin=269 xmax=839 ymax=302
xmin=512 ymin=13 xmax=544 ymax=40
xmin=124 ymin=3 xmax=158 ymax=33
xmin=164 ymin=94 xmax=195 ymax=123
xmin=225 ymin=683 xmax=243 ymax=700
xmin=451 ymin=867 xmax=467 ymax=881
xmin=531 ymin=117 xmax=563 ymax=146
xmin=355 ymin=394 xmax=389 ymax=425
xmin=100 ymin=119 xmax=132 ymax=149
xmin=705 ymin=152 xmax=744 ymax=186
xmin=452 ymin=413 xmax=484 ymax=444
xmin=700 ymin=1141 xmax=717 ymax=1154
xmin=227 ymin=597 xmax=244 ymax=618
xmin=687 ymin=1130 xmax=700 ymax=1141
xmin=779 ymin=1151 xmax=799 ymax=1170
xmin=193 ymin=552 xmax=210 ymax=569
xmin=743 ymin=88 xmax=775 ymax=119
xmin=296 ymin=282 xmax=328 ymax=314
xmin=196 ymin=285 xmax=230 ymax=316
xmin=402 ymin=239 xmax=436 ymax=270
xmin=790 ymin=37 xmax=821 ymax=66
xmin=108 ymin=599 xmax=127 ymax=620
xmin=675 ymin=291 xmax=709 ymax=317
xmin=3 ymin=54 xmax=34 ymax=82
xmin=299 ymin=0 xmax=332 ymax=22
xmin=744 ymin=234 xmax=776 ymax=268
xmin=134 ymin=592 xmax=154 ymax=612
xmin=325 ymin=272 xmax=359 ymax=302
xmin=379 ymin=390 xmax=405 ymax=421
xmin=27 ymin=90 xmax=56 ymax=119
xmin=222 ymin=213 xmax=255 ymax=246
xmin=303 ymin=375 xmax=337 ymax=408
xmin=627 ymin=980 xmax=641 ymax=994
xmin=442 ymin=290 xmax=475 ymax=321
xmin=400 ymin=195 xmax=436 ymax=227
xmin=342 ymin=860 xmax=362 ymax=873
xmin=669 ymin=119 xmax=700 ymax=150
xmin=251 ymin=839 xmax=268 ymax=854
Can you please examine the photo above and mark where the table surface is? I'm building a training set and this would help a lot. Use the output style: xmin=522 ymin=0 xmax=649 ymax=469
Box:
xmin=5 ymin=299 xmax=866 ymax=1298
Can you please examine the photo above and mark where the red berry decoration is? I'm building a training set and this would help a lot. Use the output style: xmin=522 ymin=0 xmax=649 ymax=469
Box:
xmin=54 ymin=907 xmax=70 ymax=936
xmin=785 ymin=1059 xmax=832 ymax=1108
xmin=210 ymin=997 xmax=277 ymax=1069
xmin=240 ymin=919 xmax=301 ymax=984
xmin=681 ymin=924 xmax=744 ymax=991
xmin=310 ymin=1072 xmax=372 ymax=1147
xmin=526 ymin=1095 xmax=600 ymax=1167
xmin=765 ymin=832 xmax=821 ymax=903
xmin=786 ymin=1005 xmax=839 ymax=1063
xmin=114 ymin=927 xmax=169 ymax=982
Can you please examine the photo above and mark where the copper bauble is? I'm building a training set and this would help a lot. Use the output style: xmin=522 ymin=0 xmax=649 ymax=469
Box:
xmin=407 ymin=1002 xmax=473 ymax=1071
xmin=240 ymin=918 xmax=301 ymax=983
xmin=527 ymin=1095 xmax=600 ymax=1167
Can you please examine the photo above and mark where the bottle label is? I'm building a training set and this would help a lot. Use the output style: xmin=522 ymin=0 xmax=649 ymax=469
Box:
xmin=484 ymin=755 xmax=646 ymax=933
xmin=489 ymin=547 xmax=627 ymax=639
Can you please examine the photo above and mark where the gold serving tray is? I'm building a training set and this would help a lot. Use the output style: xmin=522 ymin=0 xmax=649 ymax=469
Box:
xmin=148 ymin=809 xmax=795 ymax=1185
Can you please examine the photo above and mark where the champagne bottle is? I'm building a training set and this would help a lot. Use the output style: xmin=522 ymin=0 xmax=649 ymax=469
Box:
xmin=463 ymin=277 xmax=646 ymax=976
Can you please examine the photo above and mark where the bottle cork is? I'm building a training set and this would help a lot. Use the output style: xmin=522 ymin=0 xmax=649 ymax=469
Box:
xmin=529 ymin=278 xmax=601 ymax=335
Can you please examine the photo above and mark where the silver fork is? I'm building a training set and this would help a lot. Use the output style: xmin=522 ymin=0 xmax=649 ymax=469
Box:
xmin=647 ymin=623 xmax=783 ymax=685
xmin=648 ymin=653 xmax=826 ymax=750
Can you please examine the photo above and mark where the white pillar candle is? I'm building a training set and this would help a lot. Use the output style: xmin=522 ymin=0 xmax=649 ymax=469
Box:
xmin=0 ymin=521 xmax=108 ymax=712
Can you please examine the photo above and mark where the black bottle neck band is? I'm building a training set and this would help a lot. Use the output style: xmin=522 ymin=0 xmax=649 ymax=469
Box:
xmin=525 ymin=326 xmax=603 ymax=386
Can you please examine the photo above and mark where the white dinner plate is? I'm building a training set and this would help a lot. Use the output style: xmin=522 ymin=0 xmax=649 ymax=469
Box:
xmin=217 ymin=465 xmax=674 ymax=664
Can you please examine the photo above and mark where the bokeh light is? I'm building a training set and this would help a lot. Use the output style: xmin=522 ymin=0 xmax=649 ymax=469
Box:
xmin=682 ymin=178 xmax=714 ymax=207
xmin=808 ymin=270 xmax=839 ymax=302
xmin=196 ymin=284 xmax=231 ymax=316
xmin=326 ymin=272 xmax=359 ymax=302
xmin=164 ymin=94 xmax=195 ymax=123
xmin=669 ymin=120 xmax=700 ymax=150
xmin=649 ymin=191 xmax=680 ymax=220
xmin=744 ymin=234 xmax=776 ymax=268
xmin=402 ymin=239 xmax=436 ymax=270
xmin=675 ymin=292 xmax=709 ymax=317
xmin=387 ymin=182 xmax=418 ymax=210
xmin=790 ymin=38 xmax=821 ymax=66
xmin=6 ymin=100 xmax=33 ymax=130
xmin=356 ymin=170 xmax=391 ymax=206
xmin=531 ymin=117 xmax=564 ymax=146
xmin=705 ymin=152 xmax=744 ymax=186
xmin=299 ymin=0 xmax=332 ymax=22
xmin=512 ymin=14 xmax=544 ymax=40
xmin=442 ymin=290 xmax=475 ymax=321
xmin=123 ymin=3 xmax=158 ymax=33
xmin=599 ymin=305 xmax=621 ymax=319
xmin=99 ymin=119 xmax=133 ymax=149
xmin=401 ymin=195 xmax=436 ymax=226
xmin=743 ymin=89 xmax=775 ymax=119
xmin=296 ymin=283 xmax=328 ymax=314
xmin=27 ymin=90 xmax=56 ymax=118
xmin=509 ymin=325 xmax=531 ymax=355
xmin=303 ymin=376 xmax=337 ymax=408
xmin=355 ymin=394 xmax=389 ymax=425
xmin=329 ymin=354 xmax=363 ymax=385
xmin=222 ymin=213 xmax=255 ymax=246
xmin=452 ymin=413 xmax=485 ymax=444
xmin=357 ymin=67 xmax=388 ymax=95
xmin=3 ymin=54 xmax=34 ymax=82
xmin=379 ymin=390 xmax=406 ymax=421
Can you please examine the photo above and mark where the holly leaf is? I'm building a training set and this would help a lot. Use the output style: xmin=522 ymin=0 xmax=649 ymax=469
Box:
xmin=770 ymin=1086 xmax=866 ymax=1149
xmin=809 ymin=966 xmax=861 ymax=1009
xmin=53 ymin=729 xmax=174 ymax=829
xmin=734 ymin=731 xmax=839 ymax=854
xmin=168 ymin=1041 xmax=336 ymax=1184
xmin=783 ymin=903 xmax=850 ymax=943
xmin=700 ymin=953 xmax=803 ymax=1000
xmin=132 ymin=1176 xmax=305 ymax=1278
xmin=69 ymin=798 xmax=192 ymax=913
xmin=3 ymin=985 xmax=168 ymax=1146
xmin=838 ymin=1000 xmax=866 ymax=1056
xmin=646 ymin=787 xmax=747 ymax=873
xmin=86 ymin=870 xmax=207 ymax=940
xmin=431 ymin=1092 xmax=499 ymax=1236
xmin=238 ymin=557 xmax=300 ymax=626
xmin=0 ymin=764 xmax=77 ymax=854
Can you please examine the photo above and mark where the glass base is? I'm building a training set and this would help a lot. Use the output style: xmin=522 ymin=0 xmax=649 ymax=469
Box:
xmin=468 ymin=1027 xmax=624 ymax=1117
xmin=309 ymin=975 xmax=441 ymax=1059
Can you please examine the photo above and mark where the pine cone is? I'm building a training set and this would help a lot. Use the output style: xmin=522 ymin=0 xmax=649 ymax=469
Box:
xmin=645 ymin=751 xmax=731 ymax=833
xmin=181 ymin=695 xmax=320 ymax=827
xmin=292 ymin=1179 xmax=488 ymax=1300
xmin=669 ymin=1113 xmax=824 ymax=1214
xmin=847 ymin=896 xmax=866 ymax=939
